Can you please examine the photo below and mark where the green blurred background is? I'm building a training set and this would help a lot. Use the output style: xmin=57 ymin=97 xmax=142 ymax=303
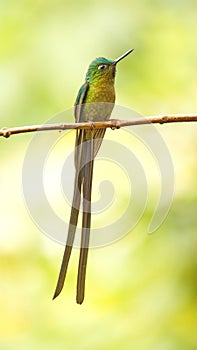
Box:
xmin=0 ymin=0 xmax=197 ymax=349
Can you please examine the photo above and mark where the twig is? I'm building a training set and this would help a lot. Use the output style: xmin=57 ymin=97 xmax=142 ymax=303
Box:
xmin=1 ymin=114 xmax=197 ymax=139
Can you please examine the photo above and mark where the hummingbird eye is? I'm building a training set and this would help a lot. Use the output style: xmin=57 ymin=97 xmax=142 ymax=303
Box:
xmin=98 ymin=64 xmax=108 ymax=70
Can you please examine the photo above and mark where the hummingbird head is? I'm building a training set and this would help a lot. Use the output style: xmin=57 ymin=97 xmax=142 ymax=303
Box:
xmin=86 ymin=57 xmax=115 ymax=83
xmin=86 ymin=49 xmax=134 ymax=84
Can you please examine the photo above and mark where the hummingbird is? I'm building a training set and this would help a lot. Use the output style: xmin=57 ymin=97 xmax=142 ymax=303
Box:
xmin=53 ymin=49 xmax=134 ymax=304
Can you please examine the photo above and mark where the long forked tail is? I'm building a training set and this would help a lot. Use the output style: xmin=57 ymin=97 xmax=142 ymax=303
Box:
xmin=53 ymin=171 xmax=82 ymax=299
xmin=53 ymin=129 xmax=85 ymax=300
xmin=76 ymin=138 xmax=94 ymax=304
xmin=53 ymin=130 xmax=95 ymax=303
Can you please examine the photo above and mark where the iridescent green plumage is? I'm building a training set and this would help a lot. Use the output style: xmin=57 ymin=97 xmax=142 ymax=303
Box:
xmin=53 ymin=49 xmax=134 ymax=304
xmin=75 ymin=57 xmax=116 ymax=123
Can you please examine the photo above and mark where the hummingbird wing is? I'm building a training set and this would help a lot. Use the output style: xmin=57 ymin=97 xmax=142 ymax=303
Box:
xmin=53 ymin=82 xmax=89 ymax=300
xmin=74 ymin=82 xmax=89 ymax=123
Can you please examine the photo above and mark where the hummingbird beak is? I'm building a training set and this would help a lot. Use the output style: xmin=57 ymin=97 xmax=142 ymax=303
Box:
xmin=112 ymin=49 xmax=134 ymax=65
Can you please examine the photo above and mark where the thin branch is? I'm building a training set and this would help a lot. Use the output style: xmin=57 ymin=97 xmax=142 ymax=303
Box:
xmin=1 ymin=114 xmax=197 ymax=139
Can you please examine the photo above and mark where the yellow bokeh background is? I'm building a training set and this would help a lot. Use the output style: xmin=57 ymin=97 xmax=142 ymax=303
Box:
xmin=0 ymin=1 xmax=197 ymax=349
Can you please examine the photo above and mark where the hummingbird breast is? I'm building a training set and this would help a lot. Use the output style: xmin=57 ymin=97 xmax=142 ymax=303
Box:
xmin=83 ymin=81 xmax=115 ymax=122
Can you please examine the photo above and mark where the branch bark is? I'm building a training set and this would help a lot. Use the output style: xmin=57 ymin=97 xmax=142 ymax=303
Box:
xmin=1 ymin=114 xmax=197 ymax=139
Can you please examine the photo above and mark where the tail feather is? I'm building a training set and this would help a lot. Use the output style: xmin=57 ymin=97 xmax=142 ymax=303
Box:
xmin=53 ymin=130 xmax=85 ymax=300
xmin=53 ymin=171 xmax=82 ymax=300
xmin=76 ymin=138 xmax=94 ymax=304
xmin=53 ymin=129 xmax=97 ymax=303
